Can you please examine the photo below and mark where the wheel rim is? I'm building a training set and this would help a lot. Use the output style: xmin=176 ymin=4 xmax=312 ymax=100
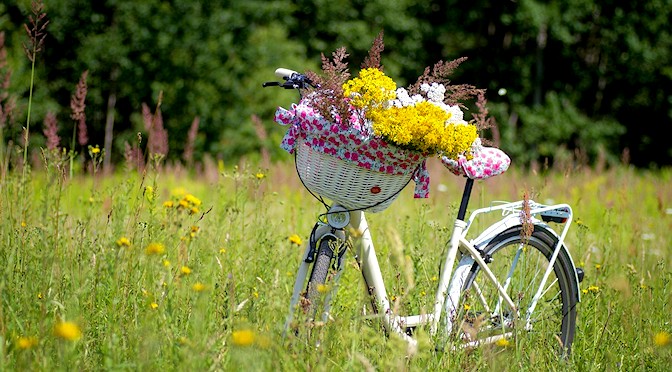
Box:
xmin=458 ymin=229 xmax=577 ymax=353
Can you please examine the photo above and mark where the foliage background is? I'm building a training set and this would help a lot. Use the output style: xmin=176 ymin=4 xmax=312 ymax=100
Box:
xmin=1 ymin=0 xmax=670 ymax=170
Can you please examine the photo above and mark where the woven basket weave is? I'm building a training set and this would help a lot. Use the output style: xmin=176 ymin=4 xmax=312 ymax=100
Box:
xmin=295 ymin=139 xmax=416 ymax=213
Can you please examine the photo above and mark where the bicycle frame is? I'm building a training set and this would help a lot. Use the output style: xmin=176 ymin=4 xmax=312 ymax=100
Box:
xmin=285 ymin=178 xmax=581 ymax=348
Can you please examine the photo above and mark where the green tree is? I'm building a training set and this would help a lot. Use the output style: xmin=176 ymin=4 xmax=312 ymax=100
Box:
xmin=422 ymin=0 xmax=670 ymax=167
xmin=4 ymin=0 xmax=311 ymax=168
xmin=2 ymin=0 xmax=671 ymax=169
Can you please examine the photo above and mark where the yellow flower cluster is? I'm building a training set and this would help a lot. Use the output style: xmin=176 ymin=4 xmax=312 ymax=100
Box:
xmin=53 ymin=321 xmax=82 ymax=341
xmin=342 ymin=68 xmax=397 ymax=110
xmin=145 ymin=242 xmax=165 ymax=255
xmin=369 ymin=101 xmax=477 ymax=157
xmin=163 ymin=188 xmax=202 ymax=215
xmin=342 ymin=68 xmax=478 ymax=157
xmin=288 ymin=234 xmax=303 ymax=246
xmin=17 ymin=336 xmax=39 ymax=349
xmin=231 ymin=329 xmax=255 ymax=347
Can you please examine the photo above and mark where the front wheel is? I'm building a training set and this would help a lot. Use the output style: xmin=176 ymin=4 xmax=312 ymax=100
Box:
xmin=457 ymin=226 xmax=579 ymax=355
xmin=304 ymin=236 xmax=346 ymax=324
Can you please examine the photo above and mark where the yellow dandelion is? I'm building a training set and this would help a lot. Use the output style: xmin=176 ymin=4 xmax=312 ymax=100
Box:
xmin=163 ymin=260 xmax=171 ymax=267
xmin=190 ymin=207 xmax=199 ymax=215
xmin=178 ymin=199 xmax=189 ymax=209
xmin=90 ymin=146 xmax=101 ymax=154
xmin=595 ymin=264 xmax=602 ymax=270
xmin=288 ymin=234 xmax=303 ymax=246
xmin=116 ymin=237 xmax=131 ymax=247
xmin=495 ymin=338 xmax=511 ymax=347
xmin=163 ymin=200 xmax=174 ymax=208
xmin=255 ymin=172 xmax=265 ymax=180
xmin=37 ymin=293 xmax=43 ymax=300
xmin=184 ymin=194 xmax=202 ymax=207
xmin=53 ymin=321 xmax=82 ymax=341
xmin=145 ymin=242 xmax=165 ymax=255
xmin=231 ymin=329 xmax=255 ymax=347
xmin=181 ymin=266 xmax=192 ymax=275
xmin=219 ymin=248 xmax=226 ymax=254
xmin=587 ymin=285 xmax=600 ymax=293
xmin=463 ymin=304 xmax=471 ymax=311
xmin=654 ymin=331 xmax=671 ymax=347
xmin=21 ymin=221 xmax=27 ymax=228
xmin=431 ymin=276 xmax=438 ymax=282
xmin=150 ymin=302 xmax=159 ymax=309
xmin=192 ymin=282 xmax=207 ymax=292
xmin=581 ymin=289 xmax=588 ymax=294
xmin=17 ymin=336 xmax=38 ymax=350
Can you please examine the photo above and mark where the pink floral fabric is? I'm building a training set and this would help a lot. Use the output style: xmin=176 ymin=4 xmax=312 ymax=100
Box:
xmin=441 ymin=145 xmax=510 ymax=179
xmin=275 ymin=99 xmax=430 ymax=198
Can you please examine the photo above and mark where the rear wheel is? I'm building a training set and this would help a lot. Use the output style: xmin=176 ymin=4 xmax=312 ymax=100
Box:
xmin=457 ymin=226 xmax=579 ymax=355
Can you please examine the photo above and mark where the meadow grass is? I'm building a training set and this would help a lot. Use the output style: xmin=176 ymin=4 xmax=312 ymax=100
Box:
xmin=2 ymin=2 xmax=669 ymax=369
xmin=1 ymin=157 xmax=671 ymax=371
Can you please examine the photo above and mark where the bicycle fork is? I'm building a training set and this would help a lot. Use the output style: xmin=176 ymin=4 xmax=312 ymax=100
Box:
xmin=283 ymin=206 xmax=348 ymax=336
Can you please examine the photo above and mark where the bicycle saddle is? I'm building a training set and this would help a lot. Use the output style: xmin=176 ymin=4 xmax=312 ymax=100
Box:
xmin=441 ymin=141 xmax=510 ymax=180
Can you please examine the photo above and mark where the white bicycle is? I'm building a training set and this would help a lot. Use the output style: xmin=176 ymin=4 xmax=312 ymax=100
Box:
xmin=264 ymin=69 xmax=583 ymax=355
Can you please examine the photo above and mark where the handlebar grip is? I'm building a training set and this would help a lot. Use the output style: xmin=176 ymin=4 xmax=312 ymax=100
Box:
xmin=275 ymin=68 xmax=299 ymax=79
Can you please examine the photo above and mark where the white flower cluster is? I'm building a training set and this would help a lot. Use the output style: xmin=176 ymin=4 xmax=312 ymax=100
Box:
xmin=388 ymin=87 xmax=422 ymax=108
xmin=385 ymin=83 xmax=467 ymax=126
xmin=421 ymin=82 xmax=446 ymax=102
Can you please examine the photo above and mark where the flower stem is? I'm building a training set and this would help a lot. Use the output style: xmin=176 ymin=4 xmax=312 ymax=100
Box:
xmin=21 ymin=52 xmax=37 ymax=196
xmin=70 ymin=121 xmax=76 ymax=178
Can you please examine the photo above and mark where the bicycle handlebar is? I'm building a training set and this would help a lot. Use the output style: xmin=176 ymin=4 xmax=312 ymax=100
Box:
xmin=275 ymin=68 xmax=299 ymax=79
xmin=263 ymin=67 xmax=315 ymax=90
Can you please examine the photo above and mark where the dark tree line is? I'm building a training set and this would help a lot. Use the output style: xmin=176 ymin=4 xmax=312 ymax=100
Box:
xmin=1 ymin=0 xmax=670 ymax=170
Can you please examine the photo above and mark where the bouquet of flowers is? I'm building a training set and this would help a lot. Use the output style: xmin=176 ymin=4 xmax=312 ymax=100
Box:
xmin=341 ymin=67 xmax=478 ymax=159
xmin=274 ymin=32 xmax=496 ymax=211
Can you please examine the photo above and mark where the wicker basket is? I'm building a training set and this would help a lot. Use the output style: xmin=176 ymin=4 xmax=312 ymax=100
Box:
xmin=295 ymin=139 xmax=417 ymax=213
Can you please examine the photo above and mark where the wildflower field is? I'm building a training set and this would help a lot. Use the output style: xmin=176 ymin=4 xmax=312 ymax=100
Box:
xmin=1 ymin=158 xmax=671 ymax=371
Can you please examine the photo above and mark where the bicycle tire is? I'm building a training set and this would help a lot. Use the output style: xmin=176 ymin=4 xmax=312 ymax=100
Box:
xmin=458 ymin=225 xmax=579 ymax=355
xmin=304 ymin=236 xmax=340 ymax=323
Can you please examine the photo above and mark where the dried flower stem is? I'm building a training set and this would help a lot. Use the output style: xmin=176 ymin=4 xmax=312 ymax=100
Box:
xmin=143 ymin=91 xmax=168 ymax=167
xmin=520 ymin=189 xmax=534 ymax=243
xmin=68 ymin=70 xmax=89 ymax=178
xmin=71 ymin=70 xmax=89 ymax=146
xmin=0 ymin=31 xmax=13 ymax=176
xmin=305 ymin=47 xmax=351 ymax=124
xmin=22 ymin=0 xmax=49 ymax=183
xmin=183 ymin=116 xmax=200 ymax=166
xmin=43 ymin=111 xmax=60 ymax=151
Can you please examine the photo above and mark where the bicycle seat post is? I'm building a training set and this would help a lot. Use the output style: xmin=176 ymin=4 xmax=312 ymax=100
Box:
xmin=456 ymin=178 xmax=474 ymax=222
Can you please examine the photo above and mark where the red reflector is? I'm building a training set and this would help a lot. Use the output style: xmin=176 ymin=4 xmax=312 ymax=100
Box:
xmin=370 ymin=186 xmax=381 ymax=194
